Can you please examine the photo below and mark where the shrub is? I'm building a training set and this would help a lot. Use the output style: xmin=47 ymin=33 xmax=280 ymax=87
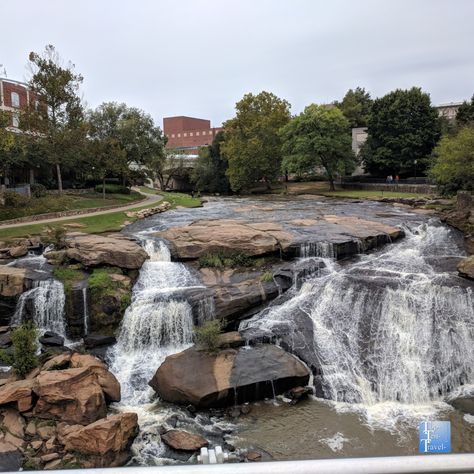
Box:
xmin=0 ymin=323 xmax=39 ymax=378
xmin=94 ymin=184 xmax=130 ymax=195
xmin=260 ymin=271 xmax=274 ymax=282
xmin=199 ymin=251 xmax=253 ymax=269
xmin=88 ymin=268 xmax=118 ymax=297
xmin=194 ymin=319 xmax=225 ymax=353
xmin=30 ymin=183 xmax=47 ymax=198
xmin=3 ymin=190 xmax=31 ymax=208
xmin=42 ymin=226 xmax=67 ymax=249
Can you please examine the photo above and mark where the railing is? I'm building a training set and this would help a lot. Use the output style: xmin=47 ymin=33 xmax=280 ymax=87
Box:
xmin=13 ymin=454 xmax=474 ymax=474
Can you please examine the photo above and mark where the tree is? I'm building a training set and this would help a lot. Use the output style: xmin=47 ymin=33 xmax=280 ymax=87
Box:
xmin=88 ymin=102 xmax=166 ymax=185
xmin=334 ymin=87 xmax=372 ymax=128
xmin=148 ymin=148 xmax=189 ymax=191
xmin=456 ymin=94 xmax=474 ymax=127
xmin=430 ymin=127 xmax=474 ymax=194
xmin=222 ymin=91 xmax=291 ymax=192
xmin=362 ymin=87 xmax=441 ymax=176
xmin=0 ymin=111 xmax=26 ymax=185
xmin=26 ymin=45 xmax=86 ymax=194
xmin=191 ymin=131 xmax=230 ymax=194
xmin=280 ymin=105 xmax=355 ymax=191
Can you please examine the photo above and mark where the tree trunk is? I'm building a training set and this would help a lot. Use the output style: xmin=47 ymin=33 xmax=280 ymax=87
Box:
xmin=56 ymin=163 xmax=63 ymax=195
xmin=103 ymin=176 xmax=106 ymax=200
xmin=328 ymin=177 xmax=335 ymax=191
xmin=29 ymin=168 xmax=35 ymax=185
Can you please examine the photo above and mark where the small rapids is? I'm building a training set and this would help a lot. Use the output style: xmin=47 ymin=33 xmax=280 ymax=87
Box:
xmin=241 ymin=220 xmax=474 ymax=428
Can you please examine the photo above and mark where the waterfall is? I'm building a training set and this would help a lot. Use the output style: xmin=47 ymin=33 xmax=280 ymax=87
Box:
xmin=241 ymin=220 xmax=474 ymax=425
xmin=299 ymin=241 xmax=336 ymax=259
xmin=13 ymin=279 xmax=67 ymax=336
xmin=82 ymin=288 xmax=89 ymax=336
xmin=108 ymin=238 xmax=203 ymax=405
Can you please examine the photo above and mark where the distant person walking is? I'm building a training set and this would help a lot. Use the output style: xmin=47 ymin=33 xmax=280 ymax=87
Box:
xmin=386 ymin=175 xmax=393 ymax=184
xmin=395 ymin=175 xmax=400 ymax=184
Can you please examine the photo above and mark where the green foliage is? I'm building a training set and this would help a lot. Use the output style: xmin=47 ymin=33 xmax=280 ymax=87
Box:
xmin=280 ymin=104 xmax=355 ymax=191
xmin=191 ymin=132 xmax=230 ymax=194
xmin=194 ymin=319 xmax=225 ymax=353
xmin=94 ymin=184 xmax=130 ymax=194
xmin=362 ymin=87 xmax=441 ymax=176
xmin=43 ymin=225 xmax=67 ymax=249
xmin=430 ymin=127 xmax=474 ymax=195
xmin=0 ymin=323 xmax=39 ymax=378
xmin=198 ymin=252 xmax=253 ymax=269
xmin=292 ymin=173 xmax=327 ymax=182
xmin=222 ymin=91 xmax=291 ymax=192
xmin=334 ymin=87 xmax=372 ymax=128
xmin=30 ymin=183 xmax=47 ymax=198
xmin=3 ymin=190 xmax=30 ymax=208
xmin=456 ymin=94 xmax=474 ymax=127
xmin=88 ymin=268 xmax=117 ymax=296
xmin=260 ymin=271 xmax=274 ymax=282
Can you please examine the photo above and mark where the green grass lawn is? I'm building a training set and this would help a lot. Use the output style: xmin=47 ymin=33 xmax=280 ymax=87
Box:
xmin=0 ymin=192 xmax=143 ymax=222
xmin=0 ymin=191 xmax=201 ymax=241
xmin=318 ymin=189 xmax=433 ymax=199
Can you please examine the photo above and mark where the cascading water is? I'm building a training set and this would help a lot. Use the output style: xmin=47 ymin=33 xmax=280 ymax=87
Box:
xmin=13 ymin=279 xmax=67 ymax=336
xmin=299 ymin=241 xmax=336 ymax=259
xmin=82 ymin=287 xmax=89 ymax=336
xmin=241 ymin=220 xmax=474 ymax=427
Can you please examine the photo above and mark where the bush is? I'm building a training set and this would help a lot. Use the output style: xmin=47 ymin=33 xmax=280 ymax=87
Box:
xmin=293 ymin=173 xmax=327 ymax=182
xmin=199 ymin=251 xmax=253 ymax=269
xmin=42 ymin=226 xmax=67 ymax=249
xmin=3 ymin=190 xmax=31 ymax=208
xmin=94 ymin=184 xmax=131 ymax=195
xmin=88 ymin=268 xmax=118 ymax=297
xmin=0 ymin=323 xmax=39 ymax=378
xmin=194 ymin=319 xmax=225 ymax=353
xmin=30 ymin=183 xmax=47 ymax=198
xmin=260 ymin=271 xmax=274 ymax=282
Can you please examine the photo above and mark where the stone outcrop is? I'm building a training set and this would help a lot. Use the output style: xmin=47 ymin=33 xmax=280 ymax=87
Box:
xmin=0 ymin=266 xmax=28 ymax=298
xmin=442 ymin=191 xmax=474 ymax=254
xmin=157 ymin=219 xmax=295 ymax=259
xmin=458 ymin=255 xmax=474 ymax=280
xmin=126 ymin=201 xmax=171 ymax=219
xmin=0 ymin=352 xmax=133 ymax=470
xmin=63 ymin=233 xmax=147 ymax=269
xmin=447 ymin=387 xmax=474 ymax=415
xmin=149 ymin=343 xmax=310 ymax=408
xmin=161 ymin=430 xmax=208 ymax=452
xmin=63 ymin=413 xmax=138 ymax=466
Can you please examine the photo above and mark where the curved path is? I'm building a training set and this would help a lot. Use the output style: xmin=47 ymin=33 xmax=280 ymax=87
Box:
xmin=0 ymin=188 xmax=163 ymax=230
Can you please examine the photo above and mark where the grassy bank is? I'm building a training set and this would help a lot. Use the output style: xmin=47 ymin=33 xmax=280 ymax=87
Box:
xmin=0 ymin=191 xmax=201 ymax=241
xmin=0 ymin=192 xmax=142 ymax=222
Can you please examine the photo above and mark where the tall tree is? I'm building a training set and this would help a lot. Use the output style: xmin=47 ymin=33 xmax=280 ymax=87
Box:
xmin=27 ymin=45 xmax=86 ymax=194
xmin=191 ymin=132 xmax=230 ymax=194
xmin=222 ymin=91 xmax=291 ymax=192
xmin=334 ymin=87 xmax=372 ymax=128
xmin=430 ymin=127 xmax=474 ymax=194
xmin=456 ymin=94 xmax=474 ymax=127
xmin=280 ymin=105 xmax=355 ymax=191
xmin=0 ymin=111 xmax=25 ymax=185
xmin=362 ymin=87 xmax=441 ymax=176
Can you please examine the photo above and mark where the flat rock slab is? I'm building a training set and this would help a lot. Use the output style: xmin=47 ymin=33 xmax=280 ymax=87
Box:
xmin=161 ymin=430 xmax=208 ymax=452
xmin=150 ymin=344 xmax=310 ymax=408
xmin=64 ymin=234 xmax=147 ymax=269
xmin=458 ymin=255 xmax=474 ymax=280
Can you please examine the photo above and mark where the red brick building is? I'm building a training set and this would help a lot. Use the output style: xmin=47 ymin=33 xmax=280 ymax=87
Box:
xmin=163 ymin=116 xmax=223 ymax=155
xmin=0 ymin=78 xmax=39 ymax=131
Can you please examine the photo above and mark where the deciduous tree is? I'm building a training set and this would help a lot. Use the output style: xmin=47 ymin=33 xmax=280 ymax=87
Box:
xmin=334 ymin=87 xmax=372 ymax=128
xmin=280 ymin=105 xmax=355 ymax=191
xmin=222 ymin=91 xmax=291 ymax=192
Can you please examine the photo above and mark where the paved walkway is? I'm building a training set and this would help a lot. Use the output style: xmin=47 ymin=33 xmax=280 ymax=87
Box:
xmin=0 ymin=188 xmax=163 ymax=230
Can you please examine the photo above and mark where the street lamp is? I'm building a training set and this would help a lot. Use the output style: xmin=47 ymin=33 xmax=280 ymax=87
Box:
xmin=414 ymin=159 xmax=417 ymax=184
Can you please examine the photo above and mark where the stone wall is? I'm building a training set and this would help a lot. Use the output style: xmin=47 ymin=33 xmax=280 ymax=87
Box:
xmin=341 ymin=182 xmax=437 ymax=194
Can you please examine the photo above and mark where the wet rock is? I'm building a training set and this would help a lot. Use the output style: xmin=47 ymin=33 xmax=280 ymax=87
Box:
xmin=447 ymin=388 xmax=474 ymax=415
xmin=150 ymin=344 xmax=310 ymax=408
xmin=33 ymin=367 xmax=107 ymax=425
xmin=157 ymin=219 xmax=294 ymax=259
xmin=83 ymin=335 xmax=117 ymax=349
xmin=0 ymin=330 xmax=12 ymax=349
xmin=65 ymin=233 xmax=147 ymax=269
xmin=39 ymin=333 xmax=64 ymax=347
xmin=285 ymin=386 xmax=313 ymax=404
xmin=458 ymin=255 xmax=474 ymax=280
xmin=160 ymin=429 xmax=208 ymax=452
xmin=63 ymin=413 xmax=138 ymax=467
xmin=246 ymin=450 xmax=262 ymax=462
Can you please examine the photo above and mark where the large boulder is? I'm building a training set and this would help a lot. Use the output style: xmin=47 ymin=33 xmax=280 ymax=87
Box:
xmin=149 ymin=344 xmax=310 ymax=408
xmin=63 ymin=413 xmax=138 ymax=467
xmin=161 ymin=430 xmax=208 ymax=452
xmin=0 ymin=266 xmax=28 ymax=298
xmin=33 ymin=367 xmax=107 ymax=425
xmin=0 ymin=379 xmax=34 ymax=412
xmin=458 ymin=255 xmax=474 ymax=280
xmin=447 ymin=386 xmax=474 ymax=414
xmin=157 ymin=219 xmax=295 ymax=259
xmin=64 ymin=234 xmax=147 ymax=269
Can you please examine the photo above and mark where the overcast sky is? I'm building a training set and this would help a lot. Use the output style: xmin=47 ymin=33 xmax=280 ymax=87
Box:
xmin=2 ymin=0 xmax=473 ymax=128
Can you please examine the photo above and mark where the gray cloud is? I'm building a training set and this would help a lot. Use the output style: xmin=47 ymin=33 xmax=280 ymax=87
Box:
xmin=2 ymin=0 xmax=473 ymax=128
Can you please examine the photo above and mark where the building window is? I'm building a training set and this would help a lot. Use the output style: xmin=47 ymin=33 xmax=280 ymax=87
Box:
xmin=12 ymin=113 xmax=20 ymax=128
xmin=11 ymin=92 xmax=20 ymax=108
xmin=209 ymin=131 xmax=213 ymax=135
xmin=196 ymin=132 xmax=200 ymax=136
xmin=190 ymin=132 xmax=193 ymax=137
xmin=184 ymin=133 xmax=187 ymax=137
xmin=171 ymin=134 xmax=175 ymax=138
xmin=177 ymin=133 xmax=181 ymax=137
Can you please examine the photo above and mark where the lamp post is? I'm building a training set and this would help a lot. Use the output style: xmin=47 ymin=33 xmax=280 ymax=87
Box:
xmin=414 ymin=159 xmax=417 ymax=184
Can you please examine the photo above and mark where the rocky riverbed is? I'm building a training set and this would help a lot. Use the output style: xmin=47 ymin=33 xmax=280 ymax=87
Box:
xmin=1 ymin=193 xmax=473 ymax=469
